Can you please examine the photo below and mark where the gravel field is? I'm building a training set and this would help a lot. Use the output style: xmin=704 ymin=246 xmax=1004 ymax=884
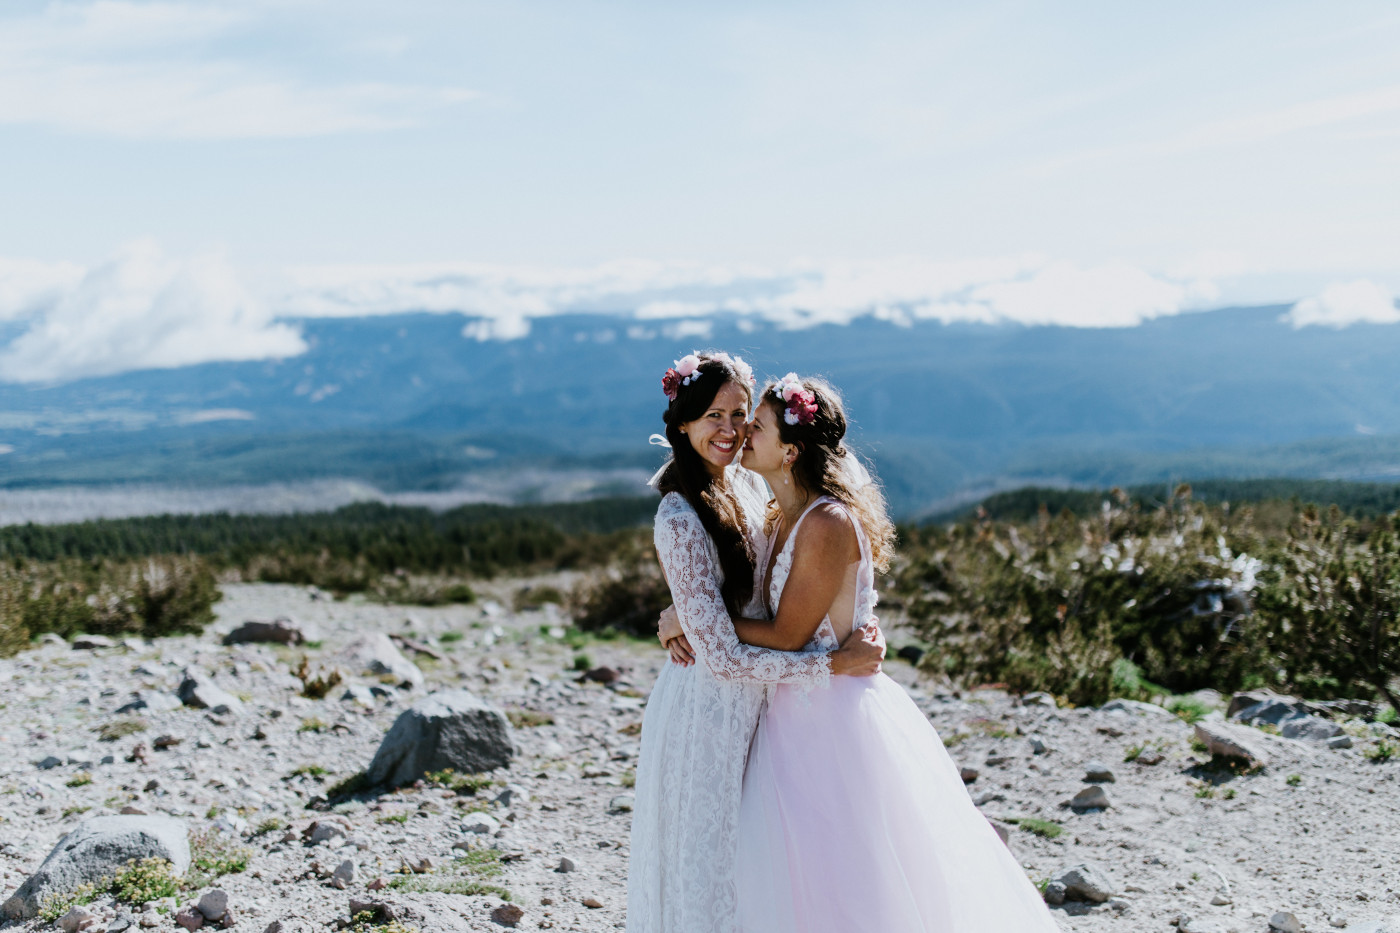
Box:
xmin=1 ymin=581 xmax=1397 ymax=933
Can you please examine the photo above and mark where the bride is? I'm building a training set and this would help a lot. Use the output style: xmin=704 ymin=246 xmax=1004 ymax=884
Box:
xmin=626 ymin=352 xmax=885 ymax=933
xmin=661 ymin=373 xmax=1060 ymax=932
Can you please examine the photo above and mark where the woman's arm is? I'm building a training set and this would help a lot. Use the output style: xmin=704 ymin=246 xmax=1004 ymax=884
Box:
xmin=734 ymin=504 xmax=861 ymax=651
xmin=653 ymin=495 xmax=841 ymax=685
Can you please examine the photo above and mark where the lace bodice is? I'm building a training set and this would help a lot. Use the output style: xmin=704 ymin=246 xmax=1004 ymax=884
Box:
xmin=767 ymin=496 xmax=880 ymax=653
xmin=653 ymin=468 xmax=832 ymax=686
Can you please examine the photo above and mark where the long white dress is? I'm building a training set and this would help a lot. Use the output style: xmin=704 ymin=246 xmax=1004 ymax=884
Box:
xmin=736 ymin=498 xmax=1062 ymax=932
xmin=627 ymin=466 xmax=834 ymax=933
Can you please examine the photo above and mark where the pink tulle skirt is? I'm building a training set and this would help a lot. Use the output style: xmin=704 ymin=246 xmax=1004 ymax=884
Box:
xmin=736 ymin=673 xmax=1061 ymax=933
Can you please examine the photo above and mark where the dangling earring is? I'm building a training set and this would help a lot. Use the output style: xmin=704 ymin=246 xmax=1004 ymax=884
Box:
xmin=782 ymin=461 xmax=791 ymax=485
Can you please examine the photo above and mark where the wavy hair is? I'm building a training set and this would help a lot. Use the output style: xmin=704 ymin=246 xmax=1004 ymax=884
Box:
xmin=762 ymin=376 xmax=896 ymax=572
xmin=656 ymin=352 xmax=756 ymax=615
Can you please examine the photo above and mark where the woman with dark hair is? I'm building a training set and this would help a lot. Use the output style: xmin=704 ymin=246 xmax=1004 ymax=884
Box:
xmin=661 ymin=374 xmax=1059 ymax=932
xmin=627 ymin=353 xmax=884 ymax=933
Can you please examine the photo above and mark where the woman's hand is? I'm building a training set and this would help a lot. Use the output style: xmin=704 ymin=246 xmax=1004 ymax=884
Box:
xmin=829 ymin=625 xmax=884 ymax=677
xmin=658 ymin=605 xmax=695 ymax=667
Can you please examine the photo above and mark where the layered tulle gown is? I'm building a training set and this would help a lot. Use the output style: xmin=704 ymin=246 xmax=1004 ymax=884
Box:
xmin=737 ymin=498 xmax=1061 ymax=933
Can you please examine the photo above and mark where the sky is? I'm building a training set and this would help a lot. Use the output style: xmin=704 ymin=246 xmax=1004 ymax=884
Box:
xmin=2 ymin=0 xmax=1400 ymax=382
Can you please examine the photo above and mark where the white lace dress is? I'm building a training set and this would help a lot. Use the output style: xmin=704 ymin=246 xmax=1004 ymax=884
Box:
xmin=626 ymin=467 xmax=833 ymax=933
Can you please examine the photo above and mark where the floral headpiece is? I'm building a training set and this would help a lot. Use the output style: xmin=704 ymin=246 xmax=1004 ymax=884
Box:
xmin=773 ymin=372 xmax=818 ymax=425
xmin=661 ymin=351 xmax=755 ymax=401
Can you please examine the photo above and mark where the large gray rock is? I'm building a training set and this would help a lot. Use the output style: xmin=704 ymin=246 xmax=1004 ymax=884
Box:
xmin=1195 ymin=722 xmax=1271 ymax=768
xmin=1 ymin=815 xmax=190 ymax=920
xmin=1070 ymin=785 xmax=1110 ymax=811
xmin=1234 ymin=697 xmax=1310 ymax=727
xmin=1280 ymin=714 xmax=1344 ymax=743
xmin=339 ymin=633 xmax=423 ymax=689
xmin=364 ymin=690 xmax=514 ymax=788
xmin=176 ymin=670 xmax=243 ymax=715
xmin=1049 ymin=862 xmax=1114 ymax=903
xmin=1101 ymin=698 xmax=1175 ymax=717
xmin=223 ymin=618 xmax=318 ymax=646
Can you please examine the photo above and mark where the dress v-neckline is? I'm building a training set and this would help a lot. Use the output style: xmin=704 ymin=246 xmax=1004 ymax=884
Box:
xmin=761 ymin=496 xmax=830 ymax=618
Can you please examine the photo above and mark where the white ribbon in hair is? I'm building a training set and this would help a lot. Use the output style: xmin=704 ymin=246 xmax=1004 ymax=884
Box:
xmin=647 ymin=433 xmax=672 ymax=488
xmin=836 ymin=449 xmax=873 ymax=490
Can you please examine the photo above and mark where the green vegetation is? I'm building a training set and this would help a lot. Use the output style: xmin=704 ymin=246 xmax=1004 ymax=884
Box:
xmin=0 ymin=496 xmax=655 ymax=654
xmin=187 ymin=830 xmax=253 ymax=888
xmin=506 ymin=709 xmax=554 ymax=728
xmin=1007 ymin=817 xmax=1062 ymax=839
xmin=293 ymin=656 xmax=343 ymax=700
xmin=349 ymin=910 xmax=419 ymax=933
xmin=253 ymin=817 xmax=287 ymax=836
xmin=65 ymin=772 xmax=93 ymax=788
xmin=1166 ymin=696 xmax=1214 ymax=724
xmin=425 ymin=769 xmax=495 ymax=796
xmin=38 ymin=882 xmax=102 ymax=923
xmin=896 ymin=486 xmax=1400 ymax=707
xmin=325 ymin=770 xmax=371 ymax=800
xmin=96 ymin=717 xmax=149 ymax=742
xmin=386 ymin=850 xmax=509 ymax=900
xmin=113 ymin=857 xmax=180 ymax=904
xmin=1365 ymin=740 xmax=1395 ymax=762
xmin=1285 ymin=773 xmax=1302 ymax=786
xmin=289 ymin=764 xmax=330 ymax=778
xmin=297 ymin=716 xmax=328 ymax=734
xmin=569 ymin=534 xmax=671 ymax=638
xmin=377 ymin=813 xmax=409 ymax=825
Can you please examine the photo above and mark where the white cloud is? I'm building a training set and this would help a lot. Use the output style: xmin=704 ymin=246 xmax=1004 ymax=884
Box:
xmin=0 ymin=1 xmax=477 ymax=138
xmin=1285 ymin=280 xmax=1400 ymax=328
xmin=0 ymin=240 xmax=306 ymax=383
xmin=285 ymin=255 xmax=1216 ymax=336
xmin=0 ymin=256 xmax=85 ymax=320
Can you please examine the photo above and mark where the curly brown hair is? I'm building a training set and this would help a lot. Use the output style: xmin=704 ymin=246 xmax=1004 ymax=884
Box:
xmin=761 ymin=376 xmax=896 ymax=573
xmin=656 ymin=352 xmax=756 ymax=615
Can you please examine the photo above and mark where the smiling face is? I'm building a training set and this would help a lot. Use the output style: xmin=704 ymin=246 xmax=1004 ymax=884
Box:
xmin=679 ymin=380 xmax=750 ymax=478
xmin=740 ymin=397 xmax=788 ymax=478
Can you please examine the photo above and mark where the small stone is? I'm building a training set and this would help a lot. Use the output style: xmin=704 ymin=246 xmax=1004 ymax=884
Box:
xmin=1210 ymin=893 xmax=1232 ymax=906
xmin=263 ymin=923 xmax=285 ymax=933
xmin=223 ymin=618 xmax=316 ymax=646
xmin=463 ymin=814 xmax=500 ymax=835
xmin=1021 ymin=691 xmax=1056 ymax=707
xmin=410 ymin=857 xmax=434 ymax=874
xmin=490 ymin=904 xmax=524 ymax=927
xmin=581 ymin=897 xmax=604 ymax=909
xmin=1328 ymin=735 xmax=1354 ymax=750
xmin=1082 ymin=761 xmax=1115 ymax=783
xmin=107 ymin=915 xmax=133 ymax=933
xmin=175 ymin=906 xmax=205 ymax=931
xmin=1270 ymin=912 xmax=1304 ymax=933
xmin=1070 ymin=785 xmax=1110 ymax=811
xmin=577 ymin=667 xmax=619 ymax=685
xmin=176 ymin=670 xmax=243 ymax=715
xmin=609 ymin=794 xmax=634 ymax=812
xmin=1042 ymin=881 xmax=1066 ymax=905
xmin=367 ymin=878 xmax=388 ymax=891
xmin=1107 ymin=898 xmax=1130 ymax=913
xmin=1028 ymin=736 xmax=1047 ymax=755
xmin=37 ymin=755 xmax=63 ymax=770
xmin=71 ymin=635 xmax=117 ymax=650
xmin=555 ymin=857 xmax=576 ymax=873
xmin=331 ymin=860 xmax=356 ymax=889
xmin=1050 ymin=862 xmax=1114 ymax=903
xmin=1330 ymin=913 xmax=1348 ymax=928
xmin=139 ymin=912 xmax=160 ymax=928
xmin=196 ymin=889 xmax=229 ymax=922
xmin=1280 ymin=714 xmax=1344 ymax=743
xmin=1181 ymin=918 xmax=1226 ymax=933
xmin=58 ymin=906 xmax=99 ymax=933
xmin=1194 ymin=722 xmax=1271 ymax=768
xmin=959 ymin=767 xmax=979 ymax=783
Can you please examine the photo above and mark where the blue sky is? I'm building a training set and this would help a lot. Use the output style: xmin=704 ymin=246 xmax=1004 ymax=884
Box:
xmin=2 ymin=1 xmax=1400 ymax=381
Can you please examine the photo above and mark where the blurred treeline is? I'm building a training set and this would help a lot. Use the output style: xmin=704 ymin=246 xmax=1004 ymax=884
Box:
xmin=893 ymin=485 xmax=1400 ymax=710
xmin=0 ymin=497 xmax=657 ymax=656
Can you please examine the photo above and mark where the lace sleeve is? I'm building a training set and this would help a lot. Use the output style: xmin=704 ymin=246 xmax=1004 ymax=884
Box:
xmin=654 ymin=494 xmax=832 ymax=687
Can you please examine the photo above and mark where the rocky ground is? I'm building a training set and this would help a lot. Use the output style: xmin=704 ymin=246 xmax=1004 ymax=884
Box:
xmin=1 ymin=578 xmax=1398 ymax=933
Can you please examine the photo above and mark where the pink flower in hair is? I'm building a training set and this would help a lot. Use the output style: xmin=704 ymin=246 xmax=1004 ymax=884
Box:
xmin=674 ymin=354 xmax=701 ymax=378
xmin=661 ymin=368 xmax=681 ymax=401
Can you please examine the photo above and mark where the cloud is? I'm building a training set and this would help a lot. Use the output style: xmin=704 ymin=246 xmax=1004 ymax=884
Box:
xmin=285 ymin=255 xmax=1217 ymax=337
xmin=1285 ymin=280 xmax=1400 ymax=328
xmin=0 ymin=240 xmax=306 ymax=383
xmin=0 ymin=257 xmax=85 ymax=321
xmin=0 ymin=2 xmax=477 ymax=138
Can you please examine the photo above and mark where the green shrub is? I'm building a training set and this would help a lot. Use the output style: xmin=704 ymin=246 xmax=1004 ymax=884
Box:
xmin=96 ymin=717 xmax=149 ymax=742
xmin=112 ymin=858 xmax=179 ymax=904
xmin=1166 ymin=696 xmax=1213 ymax=724
xmin=187 ymin=830 xmax=252 ymax=888
xmin=1008 ymin=817 xmax=1061 ymax=839
xmin=569 ymin=536 xmax=672 ymax=638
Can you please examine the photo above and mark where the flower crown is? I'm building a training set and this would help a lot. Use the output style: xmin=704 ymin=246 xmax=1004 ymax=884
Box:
xmin=661 ymin=351 xmax=755 ymax=401
xmin=773 ymin=372 xmax=818 ymax=425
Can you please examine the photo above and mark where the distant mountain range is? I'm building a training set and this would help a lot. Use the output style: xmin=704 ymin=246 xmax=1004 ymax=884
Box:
xmin=3 ymin=305 xmax=1400 ymax=519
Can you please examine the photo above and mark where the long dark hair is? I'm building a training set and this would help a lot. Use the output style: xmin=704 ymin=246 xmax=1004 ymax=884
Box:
xmin=657 ymin=353 xmax=756 ymax=615
xmin=762 ymin=376 xmax=896 ymax=572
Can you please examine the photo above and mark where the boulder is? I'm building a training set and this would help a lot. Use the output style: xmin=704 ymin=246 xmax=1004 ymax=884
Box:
xmin=1233 ymin=697 xmax=1310 ymax=727
xmin=339 ymin=633 xmax=423 ymax=689
xmin=2 ymin=815 xmax=190 ymax=920
xmin=223 ymin=618 xmax=318 ymax=646
xmin=196 ymin=889 xmax=229 ymax=922
xmin=1280 ymin=715 xmax=1344 ymax=743
xmin=175 ymin=907 xmax=204 ymax=931
xmin=364 ymin=690 xmax=514 ymax=788
xmin=1070 ymin=785 xmax=1110 ymax=811
xmin=176 ymin=670 xmax=243 ymax=715
xmin=1100 ymin=698 xmax=1174 ymax=717
xmin=1195 ymin=722 xmax=1271 ymax=768
xmin=1050 ymin=862 xmax=1114 ymax=903
xmin=1227 ymin=690 xmax=1304 ymax=720
xmin=1083 ymin=761 xmax=1115 ymax=783
xmin=71 ymin=635 xmax=116 ymax=650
